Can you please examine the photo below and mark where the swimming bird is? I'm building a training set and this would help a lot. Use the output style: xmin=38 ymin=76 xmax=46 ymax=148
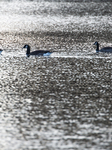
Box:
xmin=23 ymin=45 xmax=52 ymax=57
xmin=0 ymin=49 xmax=3 ymax=55
xmin=93 ymin=41 xmax=112 ymax=53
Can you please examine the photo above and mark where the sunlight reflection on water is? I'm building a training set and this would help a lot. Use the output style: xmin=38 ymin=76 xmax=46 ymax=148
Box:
xmin=0 ymin=1 xmax=112 ymax=33
xmin=0 ymin=1 xmax=112 ymax=150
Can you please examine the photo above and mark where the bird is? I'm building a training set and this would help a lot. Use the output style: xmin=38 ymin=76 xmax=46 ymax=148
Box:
xmin=23 ymin=45 xmax=52 ymax=57
xmin=93 ymin=41 xmax=112 ymax=53
xmin=0 ymin=49 xmax=3 ymax=55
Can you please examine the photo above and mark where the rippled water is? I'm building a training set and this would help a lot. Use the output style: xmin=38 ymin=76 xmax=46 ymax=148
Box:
xmin=0 ymin=1 xmax=112 ymax=150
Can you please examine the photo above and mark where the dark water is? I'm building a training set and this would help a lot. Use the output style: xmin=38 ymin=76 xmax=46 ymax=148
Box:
xmin=0 ymin=1 xmax=112 ymax=150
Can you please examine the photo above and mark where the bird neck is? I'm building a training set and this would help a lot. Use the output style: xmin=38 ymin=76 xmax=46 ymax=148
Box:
xmin=96 ymin=43 xmax=99 ymax=52
xmin=26 ymin=46 xmax=30 ymax=55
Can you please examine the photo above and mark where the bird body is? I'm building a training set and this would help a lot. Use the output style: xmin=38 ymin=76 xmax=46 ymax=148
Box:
xmin=0 ymin=49 xmax=3 ymax=55
xmin=23 ymin=45 xmax=52 ymax=57
xmin=99 ymin=47 xmax=112 ymax=53
xmin=94 ymin=41 xmax=112 ymax=53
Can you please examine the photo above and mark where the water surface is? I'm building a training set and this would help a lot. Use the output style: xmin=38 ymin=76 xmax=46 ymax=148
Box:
xmin=0 ymin=1 xmax=112 ymax=150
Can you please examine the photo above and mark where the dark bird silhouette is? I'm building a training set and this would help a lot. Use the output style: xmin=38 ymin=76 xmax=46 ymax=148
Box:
xmin=94 ymin=41 xmax=112 ymax=53
xmin=23 ymin=45 xmax=52 ymax=57
xmin=0 ymin=49 xmax=3 ymax=55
